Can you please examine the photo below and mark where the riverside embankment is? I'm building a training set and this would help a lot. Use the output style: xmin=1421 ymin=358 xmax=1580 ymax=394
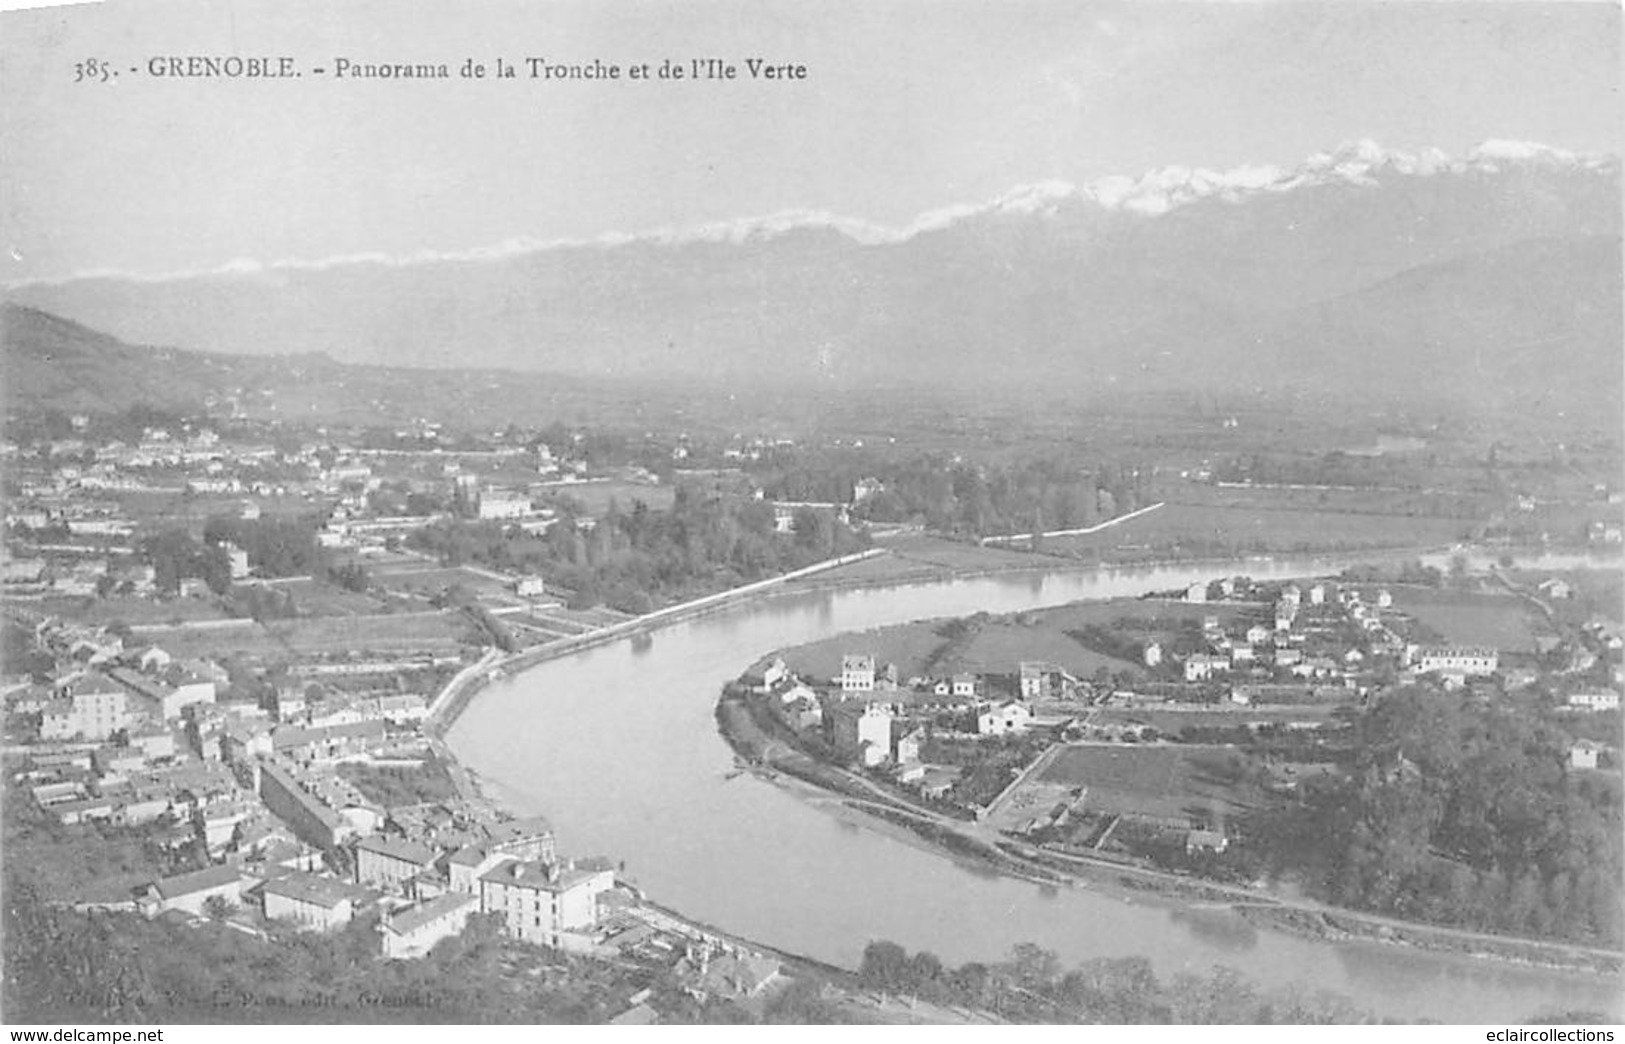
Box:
xmin=714 ymin=684 xmax=1622 ymax=979
xmin=426 ymin=548 xmax=887 ymax=733
xmin=445 ymin=550 xmax=1622 ymax=1022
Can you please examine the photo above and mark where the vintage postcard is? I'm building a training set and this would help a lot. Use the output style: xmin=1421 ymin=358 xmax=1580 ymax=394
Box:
xmin=1 ymin=0 xmax=1620 ymax=1031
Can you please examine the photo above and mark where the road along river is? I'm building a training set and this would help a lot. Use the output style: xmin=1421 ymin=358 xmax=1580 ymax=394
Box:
xmin=447 ymin=556 xmax=1621 ymax=1022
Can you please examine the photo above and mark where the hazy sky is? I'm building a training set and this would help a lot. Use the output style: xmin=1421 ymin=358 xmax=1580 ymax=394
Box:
xmin=1 ymin=0 xmax=1618 ymax=284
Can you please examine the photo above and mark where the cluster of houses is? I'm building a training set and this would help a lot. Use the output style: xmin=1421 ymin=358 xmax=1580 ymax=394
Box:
xmin=8 ymin=631 xmax=441 ymax=858
xmin=747 ymin=653 xmax=1076 ymax=802
xmin=1160 ymin=579 xmax=1534 ymax=697
xmin=125 ymin=802 xmax=622 ymax=960
xmin=0 ymin=411 xmax=623 ymax=596
xmin=9 ymin=615 xmax=792 ymax=975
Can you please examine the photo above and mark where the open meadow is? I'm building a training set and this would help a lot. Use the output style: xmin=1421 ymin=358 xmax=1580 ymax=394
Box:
xmin=127 ymin=610 xmax=472 ymax=660
xmin=1040 ymin=500 xmax=1471 ymax=560
xmin=1388 ymin=586 xmax=1542 ymax=650
xmin=1037 ymin=744 xmax=1268 ymax=823
xmin=533 ymin=479 xmax=676 ymax=515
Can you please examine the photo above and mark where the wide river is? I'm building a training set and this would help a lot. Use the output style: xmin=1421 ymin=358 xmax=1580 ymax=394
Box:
xmin=448 ymin=555 xmax=1621 ymax=1022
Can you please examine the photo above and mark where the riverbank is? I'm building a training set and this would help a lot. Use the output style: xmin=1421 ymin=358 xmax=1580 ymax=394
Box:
xmin=1233 ymin=905 xmax=1625 ymax=978
xmin=712 ymin=679 xmax=1624 ymax=981
xmin=431 ymin=536 xmax=1611 ymax=734
xmin=426 ymin=547 xmax=890 ymax=733
xmin=780 ymin=537 xmax=1487 ymax=597
xmin=441 ymin=541 xmax=1622 ymax=1019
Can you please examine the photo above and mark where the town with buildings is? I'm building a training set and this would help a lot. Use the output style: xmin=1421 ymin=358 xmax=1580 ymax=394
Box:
xmin=727 ymin=569 xmax=1623 ymax=877
xmin=3 ymin=380 xmax=1622 ymax=1024
xmin=0 ymin=412 xmax=906 ymax=1022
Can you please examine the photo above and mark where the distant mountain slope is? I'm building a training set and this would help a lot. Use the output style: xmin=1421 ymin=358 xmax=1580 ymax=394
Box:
xmin=1105 ymin=235 xmax=1623 ymax=405
xmin=7 ymin=141 xmax=1620 ymax=416
xmin=1 ymin=305 xmax=241 ymax=413
xmin=0 ymin=303 xmax=765 ymax=429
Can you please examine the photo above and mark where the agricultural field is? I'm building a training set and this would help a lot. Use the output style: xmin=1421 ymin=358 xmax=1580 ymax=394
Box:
xmin=1170 ymin=480 xmax=1491 ymax=522
xmin=1036 ymin=744 xmax=1269 ymax=823
xmin=1040 ymin=500 xmax=1471 ymax=560
xmin=369 ymin=562 xmax=517 ymax=604
xmin=1388 ymin=586 xmax=1542 ymax=650
xmin=252 ymin=577 xmax=390 ymax=616
xmin=43 ymin=593 xmax=234 ymax=626
xmin=127 ymin=610 xmax=473 ymax=661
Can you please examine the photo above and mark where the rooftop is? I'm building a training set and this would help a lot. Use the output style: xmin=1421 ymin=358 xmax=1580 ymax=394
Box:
xmin=153 ymin=863 xmax=241 ymax=899
xmin=356 ymin=834 xmax=439 ymax=866
xmin=262 ymin=871 xmax=362 ymax=909
xmin=383 ymin=891 xmax=479 ymax=936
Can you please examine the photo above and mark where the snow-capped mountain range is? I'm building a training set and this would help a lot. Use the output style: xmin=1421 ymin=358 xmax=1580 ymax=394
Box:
xmin=5 ymin=139 xmax=1620 ymax=417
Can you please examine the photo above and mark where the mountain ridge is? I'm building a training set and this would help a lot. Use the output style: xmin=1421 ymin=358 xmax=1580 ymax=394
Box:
xmin=7 ymin=138 xmax=1617 ymax=287
xmin=5 ymin=140 xmax=1618 ymax=421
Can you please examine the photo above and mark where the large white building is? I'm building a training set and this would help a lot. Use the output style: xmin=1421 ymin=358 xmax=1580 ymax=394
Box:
xmin=1567 ymin=691 xmax=1621 ymax=712
xmin=262 ymin=872 xmax=359 ymax=932
xmin=839 ymin=653 xmax=875 ymax=693
xmin=976 ymin=700 xmax=1032 ymax=736
xmin=1415 ymin=647 xmax=1499 ymax=677
xmin=355 ymin=835 xmax=440 ymax=896
xmin=829 ymin=702 xmax=893 ymax=766
xmin=40 ymin=673 xmax=128 ymax=741
xmin=477 ymin=859 xmax=614 ymax=951
xmin=380 ymin=892 xmax=480 ymax=959
xmin=478 ymin=493 xmax=532 ymax=520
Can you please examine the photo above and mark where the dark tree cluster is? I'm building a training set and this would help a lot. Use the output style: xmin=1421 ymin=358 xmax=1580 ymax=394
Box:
xmin=855 ymin=940 xmax=1373 ymax=1023
xmin=409 ymin=487 xmax=868 ymax=614
xmin=1247 ymin=689 xmax=1623 ymax=946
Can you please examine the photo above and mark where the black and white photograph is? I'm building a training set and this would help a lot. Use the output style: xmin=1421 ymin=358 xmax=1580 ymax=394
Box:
xmin=0 ymin=0 xmax=1621 ymax=1030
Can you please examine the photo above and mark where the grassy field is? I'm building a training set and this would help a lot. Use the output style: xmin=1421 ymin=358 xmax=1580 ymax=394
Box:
xmin=1170 ymin=481 xmax=1491 ymax=522
xmin=1041 ymin=501 xmax=1471 ymax=559
xmin=533 ymin=479 xmax=675 ymax=515
xmin=43 ymin=594 xmax=234 ymax=626
xmin=130 ymin=611 xmax=472 ymax=660
xmin=1028 ymin=600 xmax=1253 ymax=635
xmin=783 ymin=549 xmax=949 ymax=587
xmin=777 ymin=597 xmax=1247 ymax=684
xmin=255 ymin=577 xmax=390 ymax=616
xmin=1508 ymin=567 xmax=1624 ymax=626
xmin=885 ymin=535 xmax=1057 ymax=572
xmin=1037 ymin=744 xmax=1267 ymax=822
xmin=778 ymin=620 xmax=952 ymax=682
xmin=1389 ymin=586 xmax=1540 ymax=650
xmin=370 ymin=563 xmax=514 ymax=603
xmin=952 ymin=620 xmax=1143 ymax=678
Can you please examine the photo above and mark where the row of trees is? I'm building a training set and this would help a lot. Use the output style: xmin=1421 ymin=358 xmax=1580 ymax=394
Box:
xmin=855 ymin=940 xmax=1376 ymax=1023
xmin=780 ymin=453 xmax=1151 ymax=537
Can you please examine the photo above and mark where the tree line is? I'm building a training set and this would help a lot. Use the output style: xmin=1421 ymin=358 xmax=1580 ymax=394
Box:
xmin=409 ymin=486 xmax=869 ymax=614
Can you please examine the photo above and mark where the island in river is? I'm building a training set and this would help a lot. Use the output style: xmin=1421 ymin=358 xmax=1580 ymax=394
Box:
xmin=714 ymin=568 xmax=1623 ymax=980
xmin=447 ymin=547 xmax=1624 ymax=1023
